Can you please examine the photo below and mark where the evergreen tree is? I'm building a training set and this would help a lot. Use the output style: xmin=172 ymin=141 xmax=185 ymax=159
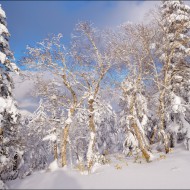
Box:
xmin=0 ymin=4 xmax=21 ymax=183
xmin=159 ymin=0 xmax=190 ymax=149
xmin=160 ymin=0 xmax=190 ymax=66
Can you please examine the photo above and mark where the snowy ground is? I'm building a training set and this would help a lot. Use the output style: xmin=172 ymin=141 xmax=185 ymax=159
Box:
xmin=8 ymin=144 xmax=190 ymax=189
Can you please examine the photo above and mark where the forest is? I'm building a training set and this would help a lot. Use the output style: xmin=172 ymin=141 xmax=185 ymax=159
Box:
xmin=0 ymin=0 xmax=190 ymax=189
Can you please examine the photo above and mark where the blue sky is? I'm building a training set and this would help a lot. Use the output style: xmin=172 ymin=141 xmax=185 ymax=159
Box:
xmin=1 ymin=1 xmax=158 ymax=61
xmin=0 ymin=1 xmax=160 ymax=112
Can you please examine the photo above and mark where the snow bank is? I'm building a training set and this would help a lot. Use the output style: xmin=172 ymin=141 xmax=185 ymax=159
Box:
xmin=48 ymin=160 xmax=59 ymax=172
xmin=0 ymin=180 xmax=7 ymax=190
xmin=7 ymin=145 xmax=190 ymax=189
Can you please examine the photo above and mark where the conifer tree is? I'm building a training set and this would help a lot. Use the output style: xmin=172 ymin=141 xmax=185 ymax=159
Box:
xmin=159 ymin=0 xmax=190 ymax=149
xmin=0 ymin=5 xmax=21 ymax=183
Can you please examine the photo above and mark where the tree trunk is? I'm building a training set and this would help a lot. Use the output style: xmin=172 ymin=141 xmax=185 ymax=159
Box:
xmin=169 ymin=133 xmax=176 ymax=148
xmin=131 ymin=122 xmax=150 ymax=162
xmin=52 ymin=128 xmax=58 ymax=160
xmin=150 ymin=127 xmax=157 ymax=145
xmin=129 ymin=91 xmax=151 ymax=162
xmin=53 ymin=142 xmax=58 ymax=160
xmin=158 ymin=91 xmax=170 ymax=153
xmin=186 ymin=138 xmax=190 ymax=151
xmin=61 ymin=125 xmax=69 ymax=167
xmin=0 ymin=127 xmax=3 ymax=143
xmin=61 ymin=75 xmax=78 ymax=167
xmin=61 ymin=107 xmax=75 ymax=167
xmin=68 ymin=137 xmax=73 ymax=168
xmin=87 ymin=98 xmax=96 ymax=172
xmin=87 ymin=131 xmax=96 ymax=172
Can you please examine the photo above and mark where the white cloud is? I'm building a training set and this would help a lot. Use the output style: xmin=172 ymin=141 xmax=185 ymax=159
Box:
xmin=99 ymin=1 xmax=159 ymax=28
xmin=12 ymin=70 xmax=55 ymax=113
xmin=100 ymin=0 xmax=190 ymax=28
xmin=12 ymin=72 xmax=39 ymax=112
xmin=114 ymin=1 xmax=159 ymax=24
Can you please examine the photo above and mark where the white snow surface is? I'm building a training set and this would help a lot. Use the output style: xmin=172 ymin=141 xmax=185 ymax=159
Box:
xmin=7 ymin=144 xmax=190 ymax=189
xmin=48 ymin=160 xmax=59 ymax=172
xmin=0 ymin=180 xmax=7 ymax=190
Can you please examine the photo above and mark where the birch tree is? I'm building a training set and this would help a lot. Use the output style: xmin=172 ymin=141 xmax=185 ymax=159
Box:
xmin=22 ymin=34 xmax=88 ymax=167
xmin=106 ymin=23 xmax=153 ymax=162
xmin=71 ymin=21 xmax=114 ymax=170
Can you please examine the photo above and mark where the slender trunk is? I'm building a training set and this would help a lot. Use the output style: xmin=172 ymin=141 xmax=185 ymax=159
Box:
xmin=13 ymin=153 xmax=18 ymax=171
xmin=87 ymin=131 xmax=96 ymax=172
xmin=129 ymin=92 xmax=151 ymax=162
xmin=53 ymin=142 xmax=58 ymax=160
xmin=159 ymin=91 xmax=165 ymax=131
xmin=68 ymin=137 xmax=73 ymax=168
xmin=150 ymin=127 xmax=157 ymax=145
xmin=61 ymin=108 xmax=75 ymax=167
xmin=139 ymin=120 xmax=150 ymax=150
xmin=61 ymin=124 xmax=69 ymax=167
xmin=0 ymin=127 xmax=3 ymax=143
xmin=61 ymin=75 xmax=77 ymax=167
xmin=158 ymin=90 xmax=170 ymax=153
xmin=170 ymin=133 xmax=175 ymax=148
xmin=87 ymin=98 xmax=96 ymax=172
xmin=186 ymin=138 xmax=190 ymax=151
xmin=131 ymin=121 xmax=150 ymax=162
xmin=159 ymin=60 xmax=172 ymax=153
xmin=53 ymin=128 xmax=58 ymax=160
xmin=0 ymin=127 xmax=3 ymax=135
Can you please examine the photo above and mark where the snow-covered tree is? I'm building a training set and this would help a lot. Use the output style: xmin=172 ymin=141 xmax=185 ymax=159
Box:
xmin=160 ymin=0 xmax=190 ymax=66
xmin=120 ymin=77 xmax=151 ymax=161
xmin=23 ymin=34 xmax=90 ymax=167
xmin=94 ymin=96 xmax=118 ymax=155
xmin=20 ymin=100 xmax=51 ymax=177
xmin=70 ymin=109 xmax=89 ymax=169
xmin=72 ymin=21 xmax=115 ymax=171
xmin=167 ymin=63 xmax=190 ymax=150
xmin=156 ymin=0 xmax=190 ymax=150
xmin=107 ymin=23 xmax=153 ymax=161
xmin=0 ymin=5 xmax=22 ymax=183
xmin=70 ymin=95 xmax=117 ymax=172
